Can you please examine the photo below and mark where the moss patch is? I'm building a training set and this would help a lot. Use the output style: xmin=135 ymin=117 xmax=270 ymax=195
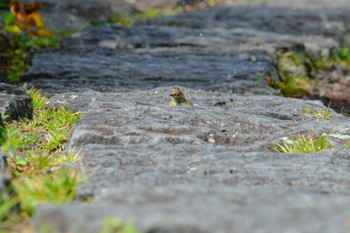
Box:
xmin=270 ymin=38 xmax=350 ymax=94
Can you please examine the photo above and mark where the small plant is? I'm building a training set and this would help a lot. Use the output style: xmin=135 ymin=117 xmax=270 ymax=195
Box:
xmin=339 ymin=47 xmax=350 ymax=63
xmin=26 ymin=87 xmax=46 ymax=110
xmin=303 ymin=106 xmax=332 ymax=121
xmin=271 ymin=132 xmax=330 ymax=154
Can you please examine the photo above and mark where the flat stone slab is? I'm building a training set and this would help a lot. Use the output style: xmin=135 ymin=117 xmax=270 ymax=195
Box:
xmin=34 ymin=189 xmax=350 ymax=233
xmin=34 ymin=87 xmax=350 ymax=233
xmin=23 ymin=5 xmax=342 ymax=95
xmin=39 ymin=0 xmax=180 ymax=29
xmin=24 ymin=2 xmax=350 ymax=232
xmin=23 ymin=45 xmax=278 ymax=95
xmin=144 ymin=5 xmax=350 ymax=40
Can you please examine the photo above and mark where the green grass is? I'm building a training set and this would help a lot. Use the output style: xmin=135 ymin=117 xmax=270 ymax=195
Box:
xmin=1 ymin=88 xmax=81 ymax=157
xmin=0 ymin=88 xmax=140 ymax=233
xmin=13 ymin=168 xmax=80 ymax=216
xmin=0 ymin=88 xmax=83 ymax=231
xmin=271 ymin=132 xmax=330 ymax=154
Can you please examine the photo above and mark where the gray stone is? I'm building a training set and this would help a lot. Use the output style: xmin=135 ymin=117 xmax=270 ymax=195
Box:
xmin=39 ymin=0 xmax=118 ymax=29
xmin=33 ymin=189 xmax=350 ymax=233
xmin=23 ymin=46 xmax=278 ymax=95
xmin=33 ymin=87 xmax=350 ymax=233
xmin=23 ymin=20 xmax=338 ymax=95
xmin=0 ymin=83 xmax=33 ymax=122
xmin=24 ymin=4 xmax=349 ymax=100
xmin=38 ymin=0 xmax=179 ymax=29
xmin=26 ymin=1 xmax=350 ymax=232
xmin=223 ymin=0 xmax=350 ymax=9
xmin=143 ymin=6 xmax=350 ymax=40
xmin=0 ymin=153 xmax=9 ymax=193
xmin=47 ymin=90 xmax=113 ymax=113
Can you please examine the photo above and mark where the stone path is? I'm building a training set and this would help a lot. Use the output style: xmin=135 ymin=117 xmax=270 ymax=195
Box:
xmin=22 ymin=1 xmax=350 ymax=232
xmin=25 ymin=1 xmax=350 ymax=111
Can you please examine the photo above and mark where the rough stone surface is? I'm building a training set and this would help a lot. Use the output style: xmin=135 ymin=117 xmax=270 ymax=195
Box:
xmin=23 ymin=20 xmax=338 ymax=95
xmin=34 ymin=87 xmax=350 ymax=233
xmin=36 ymin=0 xmax=350 ymax=29
xmin=23 ymin=43 xmax=278 ymax=95
xmin=18 ymin=1 xmax=350 ymax=232
xmin=0 ymin=83 xmax=33 ymax=122
xmin=24 ymin=4 xmax=350 ymax=112
xmin=144 ymin=6 xmax=350 ymax=40
xmin=139 ymin=4 xmax=350 ymax=113
xmin=38 ymin=0 xmax=205 ymax=29
xmin=33 ymin=191 xmax=350 ymax=233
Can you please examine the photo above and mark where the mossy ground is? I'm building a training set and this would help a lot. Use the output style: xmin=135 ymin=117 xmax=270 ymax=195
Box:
xmin=273 ymin=46 xmax=337 ymax=97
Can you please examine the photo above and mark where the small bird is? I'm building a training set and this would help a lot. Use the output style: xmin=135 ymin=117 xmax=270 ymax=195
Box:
xmin=169 ymin=88 xmax=193 ymax=107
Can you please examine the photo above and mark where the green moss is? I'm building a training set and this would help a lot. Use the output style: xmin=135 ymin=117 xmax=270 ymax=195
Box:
xmin=274 ymin=46 xmax=341 ymax=97
xmin=276 ymin=50 xmax=312 ymax=97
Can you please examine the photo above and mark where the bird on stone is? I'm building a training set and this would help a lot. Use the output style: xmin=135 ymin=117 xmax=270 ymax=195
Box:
xmin=169 ymin=88 xmax=193 ymax=107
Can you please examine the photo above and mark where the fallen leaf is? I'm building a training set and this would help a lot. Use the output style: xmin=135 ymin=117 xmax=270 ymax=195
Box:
xmin=9 ymin=2 xmax=52 ymax=37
